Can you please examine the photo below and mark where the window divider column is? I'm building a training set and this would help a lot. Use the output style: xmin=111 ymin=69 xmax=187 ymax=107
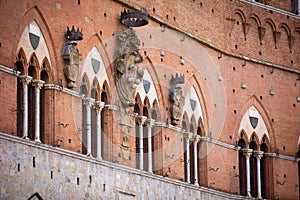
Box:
xmin=243 ymin=148 xmax=253 ymax=197
xmin=95 ymin=101 xmax=105 ymax=160
xmin=19 ymin=75 xmax=32 ymax=139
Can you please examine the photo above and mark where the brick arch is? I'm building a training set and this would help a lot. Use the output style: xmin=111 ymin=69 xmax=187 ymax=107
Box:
xmin=101 ymin=80 xmax=111 ymax=104
xmin=40 ymin=57 xmax=52 ymax=82
xmin=92 ymin=77 xmax=101 ymax=101
xmin=13 ymin=5 xmax=58 ymax=82
xmin=239 ymin=129 xmax=250 ymax=147
xmin=15 ymin=48 xmax=27 ymax=74
xmin=249 ymin=131 xmax=260 ymax=149
xmin=264 ymin=18 xmax=276 ymax=32
xmin=81 ymin=73 xmax=90 ymax=97
xmin=232 ymin=9 xmax=247 ymax=23
xmin=250 ymin=14 xmax=262 ymax=27
xmin=134 ymin=93 xmax=143 ymax=116
xmin=28 ymin=52 xmax=40 ymax=79
xmin=143 ymin=96 xmax=151 ymax=118
xmin=237 ymin=95 xmax=276 ymax=152
xmin=261 ymin=134 xmax=270 ymax=150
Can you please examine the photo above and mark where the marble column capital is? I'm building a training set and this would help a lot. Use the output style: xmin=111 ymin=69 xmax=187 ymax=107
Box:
xmin=192 ymin=134 xmax=201 ymax=143
xmin=19 ymin=75 xmax=32 ymax=85
xmin=32 ymin=79 xmax=45 ymax=90
xmin=253 ymin=150 xmax=264 ymax=159
xmin=242 ymin=148 xmax=253 ymax=158
xmin=184 ymin=132 xmax=193 ymax=140
xmin=94 ymin=101 xmax=105 ymax=112
xmin=137 ymin=116 xmax=147 ymax=125
xmin=84 ymin=97 xmax=95 ymax=107
xmin=146 ymin=118 xmax=155 ymax=127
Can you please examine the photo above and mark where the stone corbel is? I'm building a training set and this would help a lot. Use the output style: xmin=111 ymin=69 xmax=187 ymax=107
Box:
xmin=258 ymin=26 xmax=266 ymax=45
xmin=242 ymin=22 xmax=251 ymax=40
xmin=288 ymin=35 xmax=295 ymax=52
xmin=273 ymin=31 xmax=281 ymax=48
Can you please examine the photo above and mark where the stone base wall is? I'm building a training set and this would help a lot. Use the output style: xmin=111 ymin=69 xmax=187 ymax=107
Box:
xmin=0 ymin=133 xmax=246 ymax=200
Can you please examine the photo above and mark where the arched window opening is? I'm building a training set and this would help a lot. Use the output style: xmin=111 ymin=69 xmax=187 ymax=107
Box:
xmin=80 ymin=84 xmax=88 ymax=155
xmin=249 ymin=140 xmax=258 ymax=198
xmin=189 ymin=123 xmax=195 ymax=184
xmin=182 ymin=119 xmax=188 ymax=182
xmin=238 ymin=138 xmax=247 ymax=196
xmin=27 ymin=66 xmax=36 ymax=140
xmin=39 ymin=70 xmax=49 ymax=143
xmin=260 ymin=143 xmax=269 ymax=199
xmin=143 ymin=106 xmax=149 ymax=171
xmin=16 ymin=61 xmax=25 ymax=137
xmin=101 ymin=90 xmax=109 ymax=161
xmin=134 ymin=103 xmax=140 ymax=169
xmin=91 ymin=88 xmax=97 ymax=158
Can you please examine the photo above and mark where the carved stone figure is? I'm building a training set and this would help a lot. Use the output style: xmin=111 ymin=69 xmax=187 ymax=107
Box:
xmin=114 ymin=28 xmax=144 ymax=108
xmin=62 ymin=42 xmax=82 ymax=88
xmin=113 ymin=28 xmax=144 ymax=160
xmin=169 ymin=73 xmax=185 ymax=125
xmin=62 ymin=26 xmax=83 ymax=89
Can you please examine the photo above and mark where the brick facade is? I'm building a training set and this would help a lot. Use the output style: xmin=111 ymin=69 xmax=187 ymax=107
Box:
xmin=0 ymin=0 xmax=299 ymax=199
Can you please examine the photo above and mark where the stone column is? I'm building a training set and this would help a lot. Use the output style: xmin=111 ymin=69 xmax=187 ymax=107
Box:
xmin=185 ymin=132 xmax=191 ymax=183
xmin=19 ymin=75 xmax=32 ymax=139
xmin=138 ymin=116 xmax=147 ymax=170
xmin=32 ymin=79 xmax=45 ymax=143
xmin=243 ymin=149 xmax=253 ymax=197
xmin=146 ymin=119 xmax=155 ymax=173
xmin=193 ymin=135 xmax=200 ymax=186
xmin=84 ymin=98 xmax=95 ymax=156
xmin=95 ymin=101 xmax=105 ymax=160
xmin=254 ymin=150 xmax=264 ymax=199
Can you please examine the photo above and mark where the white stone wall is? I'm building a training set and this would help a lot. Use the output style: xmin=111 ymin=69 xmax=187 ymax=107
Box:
xmin=0 ymin=133 xmax=246 ymax=200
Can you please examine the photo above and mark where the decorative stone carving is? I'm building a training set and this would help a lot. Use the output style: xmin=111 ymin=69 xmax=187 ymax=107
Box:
xmin=169 ymin=73 xmax=185 ymax=126
xmin=114 ymin=28 xmax=144 ymax=108
xmin=114 ymin=28 xmax=144 ymax=159
xmin=62 ymin=26 xmax=83 ymax=89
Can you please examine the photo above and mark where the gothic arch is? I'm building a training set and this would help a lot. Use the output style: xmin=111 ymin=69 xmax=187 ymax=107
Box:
xmin=250 ymin=14 xmax=262 ymax=27
xmin=264 ymin=19 xmax=276 ymax=32
xmin=134 ymin=93 xmax=143 ymax=116
xmin=101 ymin=80 xmax=110 ymax=104
xmin=237 ymin=95 xmax=276 ymax=152
xmin=14 ymin=5 xmax=57 ymax=81
xmin=40 ymin=57 xmax=52 ymax=82
xmin=16 ymin=48 xmax=27 ymax=74
xmin=28 ymin=53 xmax=40 ymax=79
xmin=232 ymin=9 xmax=247 ymax=23
xmin=81 ymin=73 xmax=90 ymax=97
xmin=92 ymin=77 xmax=101 ymax=101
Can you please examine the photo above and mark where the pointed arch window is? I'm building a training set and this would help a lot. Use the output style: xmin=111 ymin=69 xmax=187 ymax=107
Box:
xmin=249 ymin=140 xmax=258 ymax=198
xmin=238 ymin=138 xmax=247 ymax=196
xmin=40 ymin=69 xmax=49 ymax=143
xmin=101 ymin=87 xmax=109 ymax=160
xmin=134 ymin=102 xmax=140 ymax=169
xmin=16 ymin=59 xmax=25 ymax=138
xmin=80 ymin=84 xmax=88 ymax=155
xmin=260 ymin=142 xmax=269 ymax=199
xmin=28 ymin=65 xmax=37 ymax=140
xmin=91 ymin=87 xmax=97 ymax=158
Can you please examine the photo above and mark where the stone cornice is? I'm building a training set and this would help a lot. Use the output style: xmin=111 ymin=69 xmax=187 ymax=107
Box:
xmin=0 ymin=64 xmax=20 ymax=75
